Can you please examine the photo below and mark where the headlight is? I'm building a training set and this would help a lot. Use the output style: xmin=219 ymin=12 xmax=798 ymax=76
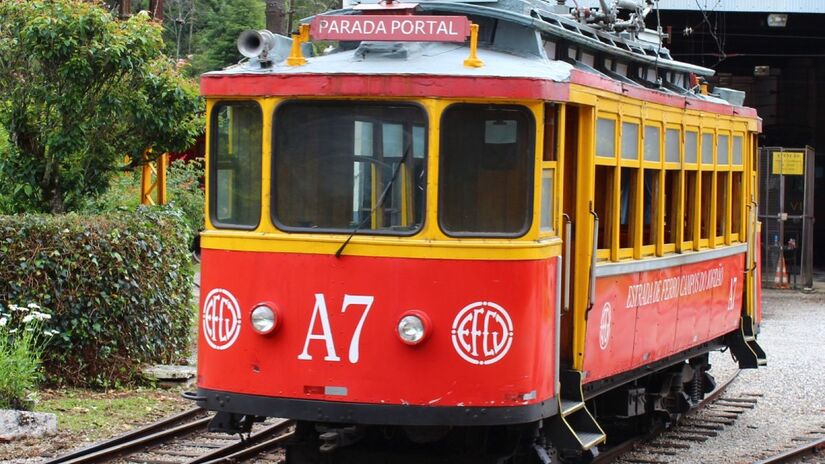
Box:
xmin=397 ymin=311 xmax=430 ymax=345
xmin=251 ymin=304 xmax=278 ymax=335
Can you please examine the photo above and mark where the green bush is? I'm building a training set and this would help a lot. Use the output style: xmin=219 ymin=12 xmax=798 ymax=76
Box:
xmin=82 ymin=159 xmax=204 ymax=247
xmin=0 ymin=208 xmax=194 ymax=387
xmin=166 ymin=159 xmax=205 ymax=245
xmin=0 ymin=304 xmax=55 ymax=409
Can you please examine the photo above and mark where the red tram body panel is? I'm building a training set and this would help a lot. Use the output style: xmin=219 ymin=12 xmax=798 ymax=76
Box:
xmin=198 ymin=250 xmax=559 ymax=423
xmin=582 ymin=251 xmax=745 ymax=383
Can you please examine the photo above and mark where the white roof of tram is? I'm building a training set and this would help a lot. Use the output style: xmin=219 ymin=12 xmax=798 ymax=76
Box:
xmin=212 ymin=42 xmax=575 ymax=81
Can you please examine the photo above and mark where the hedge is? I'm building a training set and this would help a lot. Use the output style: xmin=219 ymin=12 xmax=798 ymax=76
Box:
xmin=0 ymin=207 xmax=194 ymax=387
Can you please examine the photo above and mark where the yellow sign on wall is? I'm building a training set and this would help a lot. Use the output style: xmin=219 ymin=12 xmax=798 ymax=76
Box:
xmin=772 ymin=151 xmax=805 ymax=175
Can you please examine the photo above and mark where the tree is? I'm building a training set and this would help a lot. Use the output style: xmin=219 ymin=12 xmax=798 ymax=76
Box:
xmin=187 ymin=0 xmax=265 ymax=76
xmin=266 ymin=0 xmax=288 ymax=35
xmin=0 ymin=0 xmax=202 ymax=213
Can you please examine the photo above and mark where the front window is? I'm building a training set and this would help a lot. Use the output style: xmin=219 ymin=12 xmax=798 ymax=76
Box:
xmin=210 ymin=102 xmax=263 ymax=229
xmin=439 ymin=104 xmax=535 ymax=236
xmin=273 ymin=102 xmax=427 ymax=234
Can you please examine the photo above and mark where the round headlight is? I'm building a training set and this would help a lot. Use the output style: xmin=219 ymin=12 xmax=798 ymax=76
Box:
xmin=397 ymin=311 xmax=430 ymax=345
xmin=251 ymin=305 xmax=277 ymax=335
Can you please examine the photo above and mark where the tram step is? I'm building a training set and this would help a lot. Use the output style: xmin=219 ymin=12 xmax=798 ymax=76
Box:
xmin=546 ymin=370 xmax=606 ymax=454
xmin=576 ymin=432 xmax=605 ymax=450
xmin=560 ymin=399 xmax=585 ymax=416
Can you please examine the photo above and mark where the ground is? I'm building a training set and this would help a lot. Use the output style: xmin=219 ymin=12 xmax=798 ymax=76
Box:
xmin=0 ymin=386 xmax=192 ymax=462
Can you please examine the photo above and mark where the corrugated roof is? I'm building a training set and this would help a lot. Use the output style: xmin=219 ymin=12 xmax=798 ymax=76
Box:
xmin=575 ymin=0 xmax=825 ymax=14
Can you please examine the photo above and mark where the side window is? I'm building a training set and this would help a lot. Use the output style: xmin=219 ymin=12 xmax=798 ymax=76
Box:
xmin=594 ymin=165 xmax=615 ymax=253
xmin=210 ymin=102 xmax=263 ymax=229
xmin=439 ymin=105 xmax=535 ymax=236
xmin=596 ymin=118 xmax=616 ymax=157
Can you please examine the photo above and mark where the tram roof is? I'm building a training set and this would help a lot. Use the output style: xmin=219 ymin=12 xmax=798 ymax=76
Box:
xmin=203 ymin=0 xmax=752 ymax=113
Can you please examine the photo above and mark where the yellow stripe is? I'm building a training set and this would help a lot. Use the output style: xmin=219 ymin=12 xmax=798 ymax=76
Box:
xmin=202 ymin=232 xmax=562 ymax=261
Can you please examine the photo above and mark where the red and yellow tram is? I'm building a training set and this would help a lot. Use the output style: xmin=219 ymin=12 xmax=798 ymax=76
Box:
xmin=188 ymin=0 xmax=765 ymax=461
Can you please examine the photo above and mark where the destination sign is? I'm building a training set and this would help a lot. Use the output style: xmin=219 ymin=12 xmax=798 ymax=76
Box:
xmin=310 ymin=15 xmax=471 ymax=42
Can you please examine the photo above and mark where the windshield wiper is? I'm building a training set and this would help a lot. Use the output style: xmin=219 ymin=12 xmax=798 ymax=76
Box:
xmin=335 ymin=148 xmax=410 ymax=258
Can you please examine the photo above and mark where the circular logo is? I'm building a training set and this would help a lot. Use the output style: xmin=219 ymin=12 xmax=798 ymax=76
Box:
xmin=202 ymin=288 xmax=242 ymax=350
xmin=599 ymin=302 xmax=612 ymax=350
xmin=451 ymin=301 xmax=514 ymax=366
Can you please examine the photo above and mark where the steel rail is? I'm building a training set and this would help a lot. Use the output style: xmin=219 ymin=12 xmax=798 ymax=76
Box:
xmin=197 ymin=431 xmax=296 ymax=464
xmin=47 ymin=414 xmax=212 ymax=464
xmin=186 ymin=418 xmax=294 ymax=464
xmin=593 ymin=370 xmax=741 ymax=463
xmin=44 ymin=407 xmax=207 ymax=464
xmin=752 ymin=437 xmax=825 ymax=464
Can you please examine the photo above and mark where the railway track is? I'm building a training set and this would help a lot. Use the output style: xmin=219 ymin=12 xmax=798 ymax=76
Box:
xmin=44 ymin=408 xmax=295 ymax=464
xmin=753 ymin=432 xmax=825 ymax=464
xmin=594 ymin=370 xmax=744 ymax=464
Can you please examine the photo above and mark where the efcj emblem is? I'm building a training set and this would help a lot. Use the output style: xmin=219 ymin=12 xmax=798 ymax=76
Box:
xmin=203 ymin=288 xmax=242 ymax=350
xmin=451 ymin=301 xmax=514 ymax=365
xmin=599 ymin=302 xmax=612 ymax=350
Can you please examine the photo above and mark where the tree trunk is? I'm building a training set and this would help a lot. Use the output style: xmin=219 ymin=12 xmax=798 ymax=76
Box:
xmin=149 ymin=0 xmax=164 ymax=21
xmin=266 ymin=0 xmax=288 ymax=35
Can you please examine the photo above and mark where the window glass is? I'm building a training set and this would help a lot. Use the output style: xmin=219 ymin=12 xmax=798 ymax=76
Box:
xmin=643 ymin=170 xmax=658 ymax=246
xmin=210 ymin=102 xmax=262 ymax=228
xmin=594 ymin=166 xmax=614 ymax=251
xmin=440 ymin=105 xmax=534 ymax=235
xmin=700 ymin=172 xmax=713 ymax=240
xmin=731 ymin=172 xmax=743 ymax=236
xmin=718 ymin=134 xmax=730 ymax=165
xmin=664 ymin=170 xmax=679 ymax=244
xmin=596 ymin=118 xmax=616 ymax=157
xmin=619 ymin=167 xmax=638 ymax=248
xmin=540 ymin=169 xmax=554 ymax=232
xmin=717 ymin=172 xmax=729 ymax=236
xmin=685 ymin=131 xmax=698 ymax=163
xmin=665 ymin=128 xmax=680 ymax=163
xmin=733 ymin=136 xmax=744 ymax=165
xmin=273 ymin=102 xmax=427 ymax=234
xmin=644 ymin=125 xmax=661 ymax=162
xmin=702 ymin=133 xmax=714 ymax=164
xmin=684 ymin=171 xmax=698 ymax=243
xmin=622 ymin=122 xmax=639 ymax=160
xmin=544 ymin=105 xmax=558 ymax=162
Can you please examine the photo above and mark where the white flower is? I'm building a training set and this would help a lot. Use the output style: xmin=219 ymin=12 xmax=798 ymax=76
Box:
xmin=9 ymin=328 xmax=18 ymax=333
xmin=27 ymin=303 xmax=41 ymax=310
xmin=30 ymin=311 xmax=51 ymax=321
xmin=8 ymin=304 xmax=20 ymax=312
xmin=22 ymin=314 xmax=34 ymax=323
xmin=0 ymin=317 xmax=7 ymax=327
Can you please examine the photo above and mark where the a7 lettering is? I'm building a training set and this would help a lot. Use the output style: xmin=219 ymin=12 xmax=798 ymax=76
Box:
xmin=297 ymin=294 xmax=375 ymax=364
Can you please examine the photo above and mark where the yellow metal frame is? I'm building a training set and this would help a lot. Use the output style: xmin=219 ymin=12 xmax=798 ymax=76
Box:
xmin=140 ymin=150 xmax=168 ymax=206
xmin=202 ymin=96 xmax=562 ymax=261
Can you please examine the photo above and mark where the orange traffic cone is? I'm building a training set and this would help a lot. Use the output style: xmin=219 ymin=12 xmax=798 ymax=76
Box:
xmin=775 ymin=254 xmax=789 ymax=289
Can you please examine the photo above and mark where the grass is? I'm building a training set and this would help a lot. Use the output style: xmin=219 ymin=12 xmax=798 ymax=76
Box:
xmin=35 ymin=388 xmax=191 ymax=440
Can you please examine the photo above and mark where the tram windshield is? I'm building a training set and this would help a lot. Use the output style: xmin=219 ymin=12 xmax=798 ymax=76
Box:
xmin=439 ymin=104 xmax=534 ymax=236
xmin=273 ymin=102 xmax=427 ymax=234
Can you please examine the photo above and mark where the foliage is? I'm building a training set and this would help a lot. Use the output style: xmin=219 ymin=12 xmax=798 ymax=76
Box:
xmin=186 ymin=0 xmax=265 ymax=76
xmin=81 ymin=171 xmax=144 ymax=215
xmin=0 ymin=0 xmax=202 ymax=214
xmin=0 ymin=304 xmax=56 ymax=410
xmin=166 ymin=159 xmax=205 ymax=243
xmin=0 ymin=209 xmax=194 ymax=387
xmin=81 ymin=159 xmax=204 ymax=245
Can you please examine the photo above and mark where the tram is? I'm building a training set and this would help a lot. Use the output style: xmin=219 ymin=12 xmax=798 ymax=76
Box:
xmin=187 ymin=0 xmax=765 ymax=462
